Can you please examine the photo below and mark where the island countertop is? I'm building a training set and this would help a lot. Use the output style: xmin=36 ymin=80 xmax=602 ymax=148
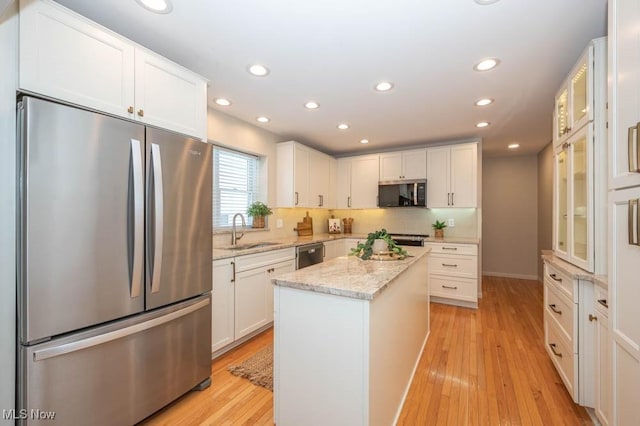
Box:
xmin=272 ymin=246 xmax=431 ymax=301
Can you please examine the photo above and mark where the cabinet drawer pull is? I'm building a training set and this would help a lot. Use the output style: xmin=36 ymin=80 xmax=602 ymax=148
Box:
xmin=597 ymin=299 xmax=608 ymax=308
xmin=347 ymin=196 xmax=351 ymax=208
xmin=231 ymin=261 xmax=236 ymax=283
xmin=548 ymin=304 xmax=562 ymax=315
xmin=549 ymin=343 xmax=563 ymax=358
xmin=589 ymin=314 xmax=598 ymax=322
xmin=441 ymin=263 xmax=458 ymax=267
xmin=295 ymin=191 xmax=299 ymax=206
xmin=629 ymin=199 xmax=639 ymax=246
xmin=442 ymin=247 xmax=458 ymax=251
xmin=549 ymin=273 xmax=562 ymax=282
xmin=442 ymin=285 xmax=458 ymax=290
xmin=628 ymin=123 xmax=640 ymax=173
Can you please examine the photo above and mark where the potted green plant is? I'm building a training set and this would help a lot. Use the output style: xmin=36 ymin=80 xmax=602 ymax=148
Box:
xmin=247 ymin=201 xmax=273 ymax=229
xmin=432 ymin=220 xmax=447 ymax=239
xmin=349 ymin=229 xmax=409 ymax=260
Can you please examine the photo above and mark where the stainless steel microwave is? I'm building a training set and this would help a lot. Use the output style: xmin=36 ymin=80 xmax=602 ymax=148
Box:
xmin=378 ymin=180 xmax=427 ymax=207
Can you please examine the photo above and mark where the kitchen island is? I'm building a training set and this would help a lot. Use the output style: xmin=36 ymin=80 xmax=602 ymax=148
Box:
xmin=272 ymin=247 xmax=430 ymax=426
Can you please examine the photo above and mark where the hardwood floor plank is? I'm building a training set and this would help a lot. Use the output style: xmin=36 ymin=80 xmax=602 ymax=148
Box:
xmin=140 ymin=277 xmax=592 ymax=426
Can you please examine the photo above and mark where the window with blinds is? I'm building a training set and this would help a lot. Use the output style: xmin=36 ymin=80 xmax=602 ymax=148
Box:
xmin=213 ymin=146 xmax=259 ymax=228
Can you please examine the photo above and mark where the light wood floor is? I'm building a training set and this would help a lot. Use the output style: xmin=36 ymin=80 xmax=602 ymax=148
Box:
xmin=141 ymin=276 xmax=592 ymax=425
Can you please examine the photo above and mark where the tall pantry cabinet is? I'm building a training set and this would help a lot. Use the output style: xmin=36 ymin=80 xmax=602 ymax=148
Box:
xmin=608 ymin=1 xmax=640 ymax=424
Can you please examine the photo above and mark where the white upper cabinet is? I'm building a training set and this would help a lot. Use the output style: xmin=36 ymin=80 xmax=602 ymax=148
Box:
xmin=379 ymin=148 xmax=426 ymax=181
xmin=609 ymin=0 xmax=640 ymax=190
xmin=134 ymin=50 xmax=207 ymax=140
xmin=336 ymin=154 xmax=379 ymax=209
xmin=553 ymin=44 xmax=595 ymax=148
xmin=427 ymin=143 xmax=478 ymax=208
xmin=19 ymin=0 xmax=207 ymax=140
xmin=552 ymin=37 xmax=607 ymax=274
xmin=276 ymin=141 xmax=335 ymax=209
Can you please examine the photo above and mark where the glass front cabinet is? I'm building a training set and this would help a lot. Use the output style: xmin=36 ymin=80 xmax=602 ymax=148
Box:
xmin=554 ymin=125 xmax=594 ymax=272
xmin=553 ymin=43 xmax=594 ymax=149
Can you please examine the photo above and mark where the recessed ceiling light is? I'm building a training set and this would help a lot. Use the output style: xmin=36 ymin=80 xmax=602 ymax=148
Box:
xmin=474 ymin=0 xmax=500 ymax=4
xmin=360 ymin=139 xmax=369 ymax=144
xmin=374 ymin=81 xmax=394 ymax=92
xmin=256 ymin=116 xmax=270 ymax=123
xmin=214 ymin=98 xmax=231 ymax=107
xmin=475 ymin=98 xmax=494 ymax=107
xmin=508 ymin=143 xmax=520 ymax=149
xmin=337 ymin=123 xmax=350 ymax=130
xmin=305 ymin=101 xmax=320 ymax=110
xmin=135 ymin=0 xmax=173 ymax=13
xmin=474 ymin=58 xmax=500 ymax=72
xmin=248 ymin=64 xmax=270 ymax=77
xmin=476 ymin=121 xmax=490 ymax=128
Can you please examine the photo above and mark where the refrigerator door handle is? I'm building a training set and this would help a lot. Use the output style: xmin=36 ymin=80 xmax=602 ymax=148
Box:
xmin=32 ymin=298 xmax=210 ymax=361
xmin=130 ymin=139 xmax=144 ymax=298
xmin=150 ymin=143 xmax=164 ymax=293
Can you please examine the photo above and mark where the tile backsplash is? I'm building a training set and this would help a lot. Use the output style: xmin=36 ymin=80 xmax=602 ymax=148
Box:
xmin=212 ymin=207 xmax=478 ymax=247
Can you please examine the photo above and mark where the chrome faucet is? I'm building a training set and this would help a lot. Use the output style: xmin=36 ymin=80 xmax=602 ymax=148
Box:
xmin=231 ymin=213 xmax=246 ymax=246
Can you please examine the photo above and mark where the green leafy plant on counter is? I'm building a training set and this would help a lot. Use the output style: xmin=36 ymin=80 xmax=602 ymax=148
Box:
xmin=432 ymin=220 xmax=447 ymax=230
xmin=349 ymin=229 xmax=409 ymax=260
xmin=246 ymin=201 xmax=273 ymax=217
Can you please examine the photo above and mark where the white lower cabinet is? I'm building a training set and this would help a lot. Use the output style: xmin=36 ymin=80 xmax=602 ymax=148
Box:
xmin=322 ymin=240 xmax=343 ymax=261
xmin=427 ymin=242 xmax=478 ymax=308
xmin=211 ymin=259 xmax=235 ymax=353
xmin=542 ymin=261 xmax=596 ymax=407
xmin=211 ymin=248 xmax=295 ymax=355
xmin=592 ymin=285 xmax=611 ymax=426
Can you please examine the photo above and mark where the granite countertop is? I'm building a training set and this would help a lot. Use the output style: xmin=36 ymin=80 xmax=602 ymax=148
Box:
xmin=212 ymin=233 xmax=479 ymax=260
xmin=212 ymin=233 xmax=369 ymax=260
xmin=541 ymin=251 xmax=608 ymax=289
xmin=272 ymin=246 xmax=431 ymax=301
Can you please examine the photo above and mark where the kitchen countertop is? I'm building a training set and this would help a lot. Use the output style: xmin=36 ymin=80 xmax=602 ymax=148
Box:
xmin=212 ymin=233 xmax=369 ymax=260
xmin=541 ymin=251 xmax=608 ymax=289
xmin=272 ymin=246 xmax=431 ymax=300
xmin=212 ymin=233 xmax=479 ymax=260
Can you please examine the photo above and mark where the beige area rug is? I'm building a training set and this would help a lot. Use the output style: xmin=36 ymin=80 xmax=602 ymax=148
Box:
xmin=227 ymin=344 xmax=273 ymax=391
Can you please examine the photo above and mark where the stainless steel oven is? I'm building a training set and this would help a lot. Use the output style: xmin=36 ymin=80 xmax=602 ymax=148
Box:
xmin=296 ymin=242 xmax=324 ymax=269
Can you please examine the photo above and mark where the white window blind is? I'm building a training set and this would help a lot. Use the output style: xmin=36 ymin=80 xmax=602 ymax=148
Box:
xmin=213 ymin=146 xmax=259 ymax=228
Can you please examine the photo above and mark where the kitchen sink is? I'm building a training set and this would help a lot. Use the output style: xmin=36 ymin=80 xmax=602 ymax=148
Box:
xmin=220 ymin=242 xmax=281 ymax=250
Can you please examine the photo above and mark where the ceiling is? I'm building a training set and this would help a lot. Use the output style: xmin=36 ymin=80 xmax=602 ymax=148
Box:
xmin=56 ymin=0 xmax=606 ymax=157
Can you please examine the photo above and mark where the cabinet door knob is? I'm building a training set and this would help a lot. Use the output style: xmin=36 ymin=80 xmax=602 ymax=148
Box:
xmin=137 ymin=109 xmax=144 ymax=117
xmin=127 ymin=106 xmax=134 ymax=114
xmin=589 ymin=314 xmax=598 ymax=322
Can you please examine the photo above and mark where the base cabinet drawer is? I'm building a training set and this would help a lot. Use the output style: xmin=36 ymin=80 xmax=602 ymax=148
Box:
xmin=545 ymin=314 xmax=577 ymax=402
xmin=428 ymin=254 xmax=477 ymax=278
xmin=544 ymin=281 xmax=575 ymax=345
xmin=429 ymin=275 xmax=477 ymax=302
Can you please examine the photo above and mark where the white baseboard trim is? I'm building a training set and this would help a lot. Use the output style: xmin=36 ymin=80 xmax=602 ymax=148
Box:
xmin=482 ymin=271 xmax=538 ymax=281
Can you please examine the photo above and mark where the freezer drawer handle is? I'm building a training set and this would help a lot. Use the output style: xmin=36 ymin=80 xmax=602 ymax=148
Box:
xmin=150 ymin=143 xmax=164 ymax=293
xmin=32 ymin=298 xmax=210 ymax=362
xmin=130 ymin=139 xmax=144 ymax=298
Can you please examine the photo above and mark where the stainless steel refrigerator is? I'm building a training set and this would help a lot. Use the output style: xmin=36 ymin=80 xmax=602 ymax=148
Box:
xmin=17 ymin=96 xmax=212 ymax=425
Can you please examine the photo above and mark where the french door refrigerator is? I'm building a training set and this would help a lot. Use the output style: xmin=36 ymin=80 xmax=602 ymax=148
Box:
xmin=17 ymin=96 xmax=212 ymax=425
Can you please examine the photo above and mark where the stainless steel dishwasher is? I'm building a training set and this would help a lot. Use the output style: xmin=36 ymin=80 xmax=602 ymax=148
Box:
xmin=296 ymin=242 xmax=324 ymax=269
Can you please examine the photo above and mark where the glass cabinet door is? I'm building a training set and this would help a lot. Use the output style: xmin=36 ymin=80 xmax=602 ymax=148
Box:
xmin=571 ymin=135 xmax=588 ymax=262
xmin=556 ymin=149 xmax=568 ymax=255
xmin=555 ymin=88 xmax=569 ymax=141
xmin=571 ymin=63 xmax=588 ymax=127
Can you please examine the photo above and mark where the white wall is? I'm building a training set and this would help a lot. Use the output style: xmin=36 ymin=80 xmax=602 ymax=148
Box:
xmin=482 ymin=155 xmax=539 ymax=280
xmin=537 ymin=143 xmax=554 ymax=280
xmin=0 ymin=1 xmax=18 ymax=421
